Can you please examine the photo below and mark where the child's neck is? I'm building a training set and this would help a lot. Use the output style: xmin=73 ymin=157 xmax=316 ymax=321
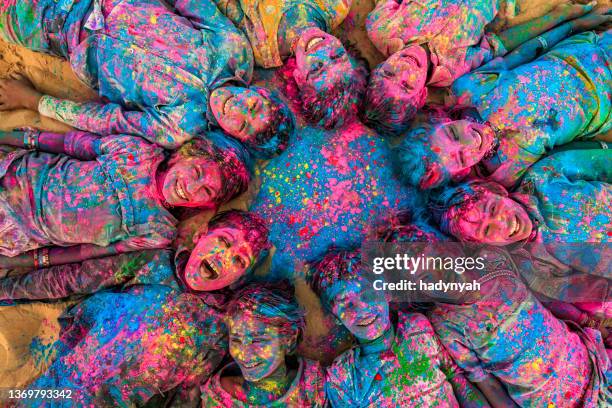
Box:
xmin=243 ymin=362 xmax=294 ymax=404
xmin=358 ymin=324 xmax=395 ymax=356
xmin=478 ymin=134 xmax=502 ymax=175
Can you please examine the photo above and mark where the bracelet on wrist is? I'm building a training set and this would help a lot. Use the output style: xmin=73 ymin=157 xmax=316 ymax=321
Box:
xmin=23 ymin=130 xmax=40 ymax=149
xmin=32 ymin=247 xmax=50 ymax=269
xmin=40 ymin=247 xmax=50 ymax=268
xmin=33 ymin=249 xmax=40 ymax=269
xmin=535 ymin=36 xmax=548 ymax=52
xmin=23 ymin=132 xmax=32 ymax=149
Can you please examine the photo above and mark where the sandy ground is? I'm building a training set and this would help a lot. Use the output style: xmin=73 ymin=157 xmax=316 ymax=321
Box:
xmin=0 ymin=0 xmax=609 ymax=387
xmin=0 ymin=41 xmax=98 ymax=132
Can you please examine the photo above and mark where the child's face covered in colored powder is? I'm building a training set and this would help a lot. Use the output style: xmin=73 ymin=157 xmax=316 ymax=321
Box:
xmin=293 ymin=28 xmax=352 ymax=94
xmin=329 ymin=278 xmax=390 ymax=341
xmin=372 ymin=45 xmax=429 ymax=103
xmin=183 ymin=226 xmax=255 ymax=291
xmin=210 ymin=86 xmax=273 ymax=142
xmin=454 ymin=192 xmax=533 ymax=244
xmin=229 ymin=312 xmax=288 ymax=382
xmin=162 ymin=156 xmax=223 ymax=207
xmin=429 ymin=120 xmax=496 ymax=177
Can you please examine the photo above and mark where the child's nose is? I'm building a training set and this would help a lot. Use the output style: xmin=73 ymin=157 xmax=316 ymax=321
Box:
xmin=219 ymin=251 xmax=235 ymax=268
xmin=492 ymin=213 xmax=505 ymax=225
xmin=210 ymin=250 xmax=226 ymax=265
xmin=233 ymin=345 xmax=247 ymax=360
xmin=492 ymin=218 xmax=509 ymax=234
xmin=188 ymin=183 xmax=207 ymax=199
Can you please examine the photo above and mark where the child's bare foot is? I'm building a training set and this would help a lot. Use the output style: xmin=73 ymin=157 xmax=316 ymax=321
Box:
xmin=0 ymin=74 xmax=43 ymax=111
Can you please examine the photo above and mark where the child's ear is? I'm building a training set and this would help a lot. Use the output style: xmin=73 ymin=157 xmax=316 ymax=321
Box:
xmin=292 ymin=68 xmax=306 ymax=86
xmin=286 ymin=331 xmax=300 ymax=354
xmin=192 ymin=229 xmax=207 ymax=245
xmin=420 ymin=165 xmax=443 ymax=189
xmin=451 ymin=167 xmax=472 ymax=182
xmin=417 ymin=86 xmax=428 ymax=107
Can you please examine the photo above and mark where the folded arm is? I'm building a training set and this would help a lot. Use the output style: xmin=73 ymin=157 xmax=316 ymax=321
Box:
xmin=0 ymin=130 xmax=102 ymax=159
xmin=38 ymin=96 xmax=194 ymax=149
xmin=480 ymin=7 xmax=611 ymax=71
xmin=431 ymin=316 xmax=518 ymax=408
xmin=530 ymin=149 xmax=612 ymax=185
xmin=438 ymin=339 xmax=491 ymax=407
xmin=495 ymin=2 xmax=596 ymax=52
xmin=449 ymin=374 xmax=492 ymax=408
xmin=474 ymin=377 xmax=519 ymax=408
xmin=0 ymin=253 xmax=145 ymax=301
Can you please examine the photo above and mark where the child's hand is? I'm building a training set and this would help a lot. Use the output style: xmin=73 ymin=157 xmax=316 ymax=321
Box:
xmin=570 ymin=6 xmax=612 ymax=32
xmin=0 ymin=74 xmax=42 ymax=111
xmin=553 ymin=1 xmax=597 ymax=21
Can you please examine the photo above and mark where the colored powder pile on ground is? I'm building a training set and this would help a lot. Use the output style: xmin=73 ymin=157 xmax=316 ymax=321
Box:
xmin=251 ymin=121 xmax=420 ymax=278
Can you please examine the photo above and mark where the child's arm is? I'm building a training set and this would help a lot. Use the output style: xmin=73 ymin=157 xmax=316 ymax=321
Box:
xmin=437 ymin=336 xmax=491 ymax=407
xmin=36 ymin=95 xmax=197 ymax=149
xmin=0 ymin=244 xmax=121 ymax=270
xmin=0 ymin=130 xmax=101 ymax=160
xmin=433 ymin=328 xmax=518 ymax=407
xmin=0 ymin=252 xmax=155 ymax=301
xmin=0 ymin=235 xmax=171 ymax=270
xmin=526 ymin=149 xmax=612 ymax=186
xmin=495 ymin=2 xmax=596 ymax=52
xmin=0 ymin=224 xmax=175 ymax=271
xmin=482 ymin=8 xmax=611 ymax=71
xmin=474 ymin=377 xmax=519 ymax=408
xmin=448 ymin=373 xmax=491 ymax=407
xmin=545 ymin=301 xmax=610 ymax=338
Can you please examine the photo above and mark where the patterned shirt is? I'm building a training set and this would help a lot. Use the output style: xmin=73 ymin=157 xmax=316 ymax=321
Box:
xmin=2 ymin=0 xmax=254 ymax=148
xmin=326 ymin=312 xmax=467 ymax=407
xmin=456 ymin=31 xmax=611 ymax=187
xmin=9 ymin=250 xmax=228 ymax=407
xmin=201 ymin=358 xmax=326 ymax=407
xmin=0 ymin=132 xmax=176 ymax=256
xmin=512 ymin=149 xmax=611 ymax=280
xmin=430 ymin=259 xmax=611 ymax=407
